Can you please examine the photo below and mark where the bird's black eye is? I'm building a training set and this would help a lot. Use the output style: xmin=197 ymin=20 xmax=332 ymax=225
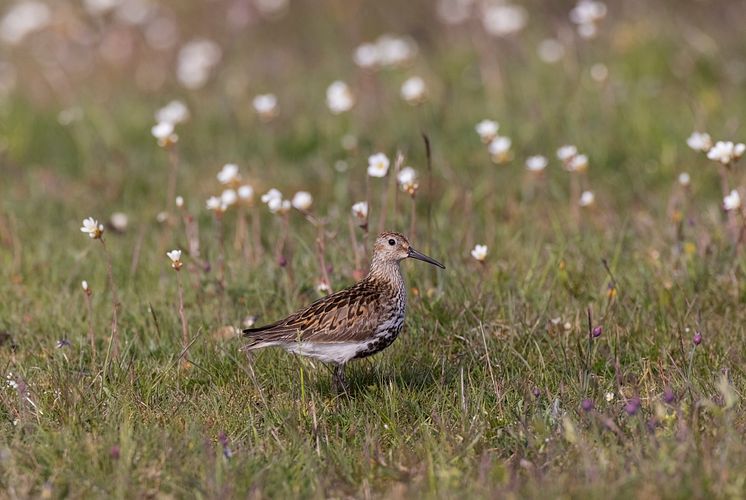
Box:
xmin=388 ymin=238 xmax=396 ymax=246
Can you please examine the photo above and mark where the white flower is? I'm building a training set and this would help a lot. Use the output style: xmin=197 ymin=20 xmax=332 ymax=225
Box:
xmin=353 ymin=43 xmax=379 ymax=68
xmin=397 ymin=166 xmax=417 ymax=186
xmin=316 ymin=280 xmax=331 ymax=294
xmin=0 ymin=1 xmax=51 ymax=45
xmin=401 ymin=76 xmax=426 ymax=104
xmin=326 ymin=81 xmax=354 ymax=114
xmin=678 ymin=172 xmax=691 ymax=187
xmin=217 ymin=163 xmax=240 ymax=185
xmin=579 ymin=190 xmax=595 ymax=207
xmin=166 ymin=249 xmax=182 ymax=262
xmin=177 ymin=39 xmax=222 ymax=90
xmin=166 ymin=249 xmax=183 ymax=270
xmin=81 ymin=280 xmax=89 ymax=292
xmin=155 ymin=100 xmax=189 ymax=125
xmin=261 ymin=188 xmax=282 ymax=204
xmin=110 ymin=212 xmax=128 ymax=232
xmin=568 ymin=154 xmax=589 ymax=172
xmin=569 ymin=0 xmax=607 ymax=26
xmin=237 ymin=185 xmax=254 ymax=202
xmin=80 ymin=217 xmax=104 ymax=239
xmin=175 ymin=196 xmax=184 ymax=208
xmin=252 ymin=93 xmax=278 ymax=119
xmin=526 ymin=155 xmax=548 ymax=172
xmin=590 ymin=63 xmax=608 ymax=82
xmin=351 ymin=201 xmax=368 ymax=221
xmin=268 ymin=198 xmax=291 ymax=214
xmin=221 ymin=189 xmax=238 ymax=208
xmin=470 ymin=244 xmax=488 ymax=262
xmin=206 ymin=196 xmax=222 ymax=212
xmin=723 ymin=189 xmax=741 ymax=211
xmin=577 ymin=23 xmax=597 ymax=39
xmin=376 ymin=34 xmax=417 ymax=66
xmin=476 ymin=119 xmax=499 ymax=143
xmin=687 ymin=131 xmax=712 ymax=152
xmin=482 ymin=3 xmax=528 ymax=36
xmin=605 ymin=391 xmax=614 ymax=402
xmin=537 ymin=38 xmax=565 ymax=64
xmin=557 ymin=145 xmax=578 ymax=162
xmin=367 ymin=153 xmax=390 ymax=178
xmin=436 ymin=0 xmax=472 ymax=24
xmin=151 ymin=121 xmax=178 ymax=147
xmin=488 ymin=136 xmax=512 ymax=163
xmin=707 ymin=141 xmax=745 ymax=165
xmin=291 ymin=191 xmax=313 ymax=211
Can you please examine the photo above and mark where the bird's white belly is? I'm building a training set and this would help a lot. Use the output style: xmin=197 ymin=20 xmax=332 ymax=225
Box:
xmin=282 ymin=341 xmax=373 ymax=364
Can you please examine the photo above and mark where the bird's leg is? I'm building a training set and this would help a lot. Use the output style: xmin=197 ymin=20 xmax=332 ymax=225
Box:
xmin=332 ymin=364 xmax=348 ymax=394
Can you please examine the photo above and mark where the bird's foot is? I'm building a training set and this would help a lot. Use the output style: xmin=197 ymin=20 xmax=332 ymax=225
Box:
xmin=332 ymin=364 xmax=348 ymax=395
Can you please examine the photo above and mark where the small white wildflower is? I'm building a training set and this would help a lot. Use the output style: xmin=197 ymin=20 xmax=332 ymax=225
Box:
xmin=237 ymin=185 xmax=254 ymax=203
xmin=326 ymin=80 xmax=354 ymax=114
xmin=268 ymin=198 xmax=291 ymax=214
xmin=316 ymin=280 xmax=331 ymax=295
xmin=351 ymin=201 xmax=368 ymax=221
xmin=686 ymin=131 xmax=712 ymax=152
xmin=590 ymin=63 xmax=608 ymax=82
xmin=470 ymin=244 xmax=488 ymax=262
xmin=707 ymin=141 xmax=745 ymax=165
xmin=526 ymin=155 xmax=548 ymax=172
xmin=175 ymin=195 xmax=184 ymax=208
xmin=109 ymin=212 xmax=128 ymax=232
xmin=557 ymin=145 xmax=578 ymax=162
xmin=401 ymin=76 xmax=426 ymax=104
xmin=723 ymin=189 xmax=741 ymax=211
xmin=482 ymin=4 xmax=528 ymax=37
xmin=0 ymin=1 xmax=51 ymax=45
xmin=176 ymin=38 xmax=222 ymax=90
xmin=261 ymin=188 xmax=282 ymax=205
xmin=476 ymin=119 xmax=499 ymax=143
xmin=579 ymin=190 xmax=595 ymax=207
xmin=155 ymin=100 xmax=189 ymax=125
xmin=537 ymin=38 xmax=565 ymax=64
xmin=605 ymin=391 xmax=615 ymax=402
xmin=81 ymin=280 xmax=90 ymax=293
xmin=569 ymin=0 xmax=607 ymax=25
xmin=166 ymin=249 xmax=183 ymax=270
xmin=678 ymin=172 xmax=691 ymax=187
xmin=353 ymin=43 xmax=379 ymax=68
xmin=221 ymin=189 xmax=238 ymax=208
xmin=291 ymin=191 xmax=313 ymax=211
xmin=252 ymin=93 xmax=278 ymax=120
xmin=568 ymin=154 xmax=589 ymax=172
xmin=397 ymin=166 xmax=418 ymax=195
xmin=367 ymin=153 xmax=390 ymax=178
xmin=217 ymin=163 xmax=240 ymax=185
xmin=80 ymin=217 xmax=104 ymax=239
xmin=151 ymin=121 xmax=178 ymax=147
xmin=206 ymin=196 xmax=222 ymax=212
xmin=488 ymin=136 xmax=512 ymax=163
xmin=375 ymin=34 xmax=417 ymax=67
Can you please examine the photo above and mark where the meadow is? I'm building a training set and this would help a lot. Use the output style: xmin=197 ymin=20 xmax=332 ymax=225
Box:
xmin=1 ymin=0 xmax=746 ymax=497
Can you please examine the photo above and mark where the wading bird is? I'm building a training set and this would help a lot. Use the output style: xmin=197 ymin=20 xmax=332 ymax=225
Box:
xmin=243 ymin=232 xmax=445 ymax=393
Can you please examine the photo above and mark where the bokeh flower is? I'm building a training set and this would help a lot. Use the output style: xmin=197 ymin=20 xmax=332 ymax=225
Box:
xmin=568 ymin=154 xmax=589 ymax=172
xmin=80 ymin=217 xmax=104 ymax=239
xmin=109 ymin=212 xmax=128 ymax=232
xmin=351 ymin=201 xmax=368 ymax=223
xmin=397 ymin=166 xmax=418 ymax=195
xmin=605 ymin=391 xmax=615 ymax=402
xmin=253 ymin=93 xmax=278 ymax=120
xmin=686 ymin=131 xmax=712 ymax=152
xmin=367 ymin=153 xmax=390 ymax=178
xmin=401 ymin=76 xmax=427 ymax=105
xmin=526 ymin=155 xmax=548 ymax=172
xmin=238 ymin=185 xmax=254 ymax=204
xmin=151 ymin=121 xmax=178 ymax=148
xmin=470 ymin=244 xmax=488 ymax=262
xmin=217 ymin=163 xmax=240 ymax=185
xmin=537 ymin=39 xmax=565 ymax=64
xmin=291 ymin=191 xmax=313 ymax=211
xmin=177 ymin=39 xmax=222 ymax=90
xmin=476 ymin=119 xmax=499 ymax=143
xmin=693 ymin=331 xmax=702 ymax=345
xmin=723 ymin=189 xmax=741 ymax=211
xmin=206 ymin=196 xmax=222 ymax=212
xmin=557 ymin=145 xmax=578 ymax=162
xmin=155 ymin=100 xmax=189 ymax=125
xmin=569 ymin=0 xmax=606 ymax=39
xmin=678 ymin=172 xmax=691 ymax=187
xmin=707 ymin=141 xmax=745 ymax=165
xmin=221 ymin=189 xmax=238 ymax=208
xmin=482 ymin=3 xmax=528 ymax=37
xmin=488 ymin=136 xmax=512 ymax=163
xmin=326 ymin=81 xmax=354 ymax=114
xmin=579 ymin=190 xmax=595 ymax=207
xmin=0 ymin=1 xmax=51 ymax=45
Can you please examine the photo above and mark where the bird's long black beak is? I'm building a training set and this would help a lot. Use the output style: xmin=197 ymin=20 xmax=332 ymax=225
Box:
xmin=408 ymin=247 xmax=445 ymax=269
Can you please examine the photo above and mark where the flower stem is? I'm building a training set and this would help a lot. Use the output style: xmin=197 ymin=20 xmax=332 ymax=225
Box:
xmin=176 ymin=271 xmax=190 ymax=369
xmin=85 ymin=292 xmax=95 ymax=364
xmin=99 ymin=238 xmax=120 ymax=359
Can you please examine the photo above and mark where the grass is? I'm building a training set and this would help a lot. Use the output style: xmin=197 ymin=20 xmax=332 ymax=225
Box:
xmin=1 ymin=0 xmax=746 ymax=497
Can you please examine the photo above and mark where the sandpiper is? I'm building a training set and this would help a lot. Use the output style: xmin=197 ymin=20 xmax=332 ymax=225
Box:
xmin=242 ymin=231 xmax=445 ymax=393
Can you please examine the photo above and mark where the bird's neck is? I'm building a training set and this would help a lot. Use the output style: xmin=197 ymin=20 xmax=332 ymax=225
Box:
xmin=366 ymin=259 xmax=404 ymax=291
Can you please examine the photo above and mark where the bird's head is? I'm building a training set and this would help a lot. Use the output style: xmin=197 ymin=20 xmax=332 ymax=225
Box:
xmin=372 ymin=232 xmax=445 ymax=269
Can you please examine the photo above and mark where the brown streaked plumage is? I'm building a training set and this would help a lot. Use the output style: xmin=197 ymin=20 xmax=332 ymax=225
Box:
xmin=243 ymin=231 xmax=445 ymax=393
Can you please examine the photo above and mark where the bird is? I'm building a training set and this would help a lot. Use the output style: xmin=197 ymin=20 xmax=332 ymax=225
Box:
xmin=242 ymin=231 xmax=445 ymax=393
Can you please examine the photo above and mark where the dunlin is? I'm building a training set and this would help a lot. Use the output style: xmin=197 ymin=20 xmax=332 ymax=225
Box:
xmin=243 ymin=232 xmax=445 ymax=393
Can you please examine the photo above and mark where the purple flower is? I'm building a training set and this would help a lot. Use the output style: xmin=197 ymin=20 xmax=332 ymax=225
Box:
xmin=625 ymin=397 xmax=641 ymax=416
xmin=277 ymin=254 xmax=288 ymax=267
xmin=662 ymin=387 xmax=675 ymax=404
xmin=581 ymin=398 xmax=594 ymax=412
xmin=532 ymin=387 xmax=541 ymax=399
xmin=110 ymin=445 xmax=120 ymax=460
xmin=591 ymin=326 xmax=603 ymax=338
xmin=693 ymin=332 xmax=702 ymax=346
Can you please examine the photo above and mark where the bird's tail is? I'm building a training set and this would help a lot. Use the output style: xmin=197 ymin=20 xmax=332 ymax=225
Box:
xmin=241 ymin=322 xmax=283 ymax=351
